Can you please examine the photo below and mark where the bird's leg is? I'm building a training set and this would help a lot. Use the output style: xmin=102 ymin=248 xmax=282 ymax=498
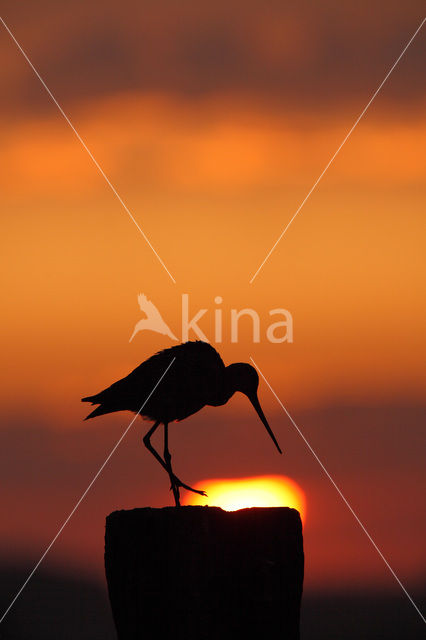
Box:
xmin=143 ymin=421 xmax=179 ymax=507
xmin=143 ymin=421 xmax=206 ymax=502
xmin=163 ymin=422 xmax=180 ymax=507
xmin=163 ymin=425 xmax=207 ymax=497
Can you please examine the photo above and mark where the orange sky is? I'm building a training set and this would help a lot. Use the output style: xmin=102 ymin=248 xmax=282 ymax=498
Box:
xmin=1 ymin=93 xmax=425 ymax=417
xmin=0 ymin=0 xmax=425 ymax=611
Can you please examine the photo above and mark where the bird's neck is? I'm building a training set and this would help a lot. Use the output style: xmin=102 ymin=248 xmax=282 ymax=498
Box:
xmin=207 ymin=375 xmax=235 ymax=407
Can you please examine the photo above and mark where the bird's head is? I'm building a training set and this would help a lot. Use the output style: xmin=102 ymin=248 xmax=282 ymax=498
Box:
xmin=225 ymin=363 xmax=282 ymax=454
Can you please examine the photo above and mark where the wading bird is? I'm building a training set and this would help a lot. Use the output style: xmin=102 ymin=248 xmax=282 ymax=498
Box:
xmin=82 ymin=341 xmax=281 ymax=506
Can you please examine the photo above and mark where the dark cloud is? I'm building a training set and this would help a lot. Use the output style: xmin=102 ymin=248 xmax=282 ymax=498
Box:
xmin=1 ymin=0 xmax=425 ymax=116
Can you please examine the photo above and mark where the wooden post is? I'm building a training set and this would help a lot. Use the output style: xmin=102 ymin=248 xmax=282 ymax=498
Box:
xmin=105 ymin=506 xmax=304 ymax=639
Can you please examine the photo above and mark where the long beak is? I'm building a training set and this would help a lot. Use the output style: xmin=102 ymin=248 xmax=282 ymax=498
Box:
xmin=249 ymin=393 xmax=282 ymax=454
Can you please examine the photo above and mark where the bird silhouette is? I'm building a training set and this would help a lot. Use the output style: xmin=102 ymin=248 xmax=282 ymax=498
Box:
xmin=129 ymin=294 xmax=178 ymax=342
xmin=82 ymin=341 xmax=282 ymax=506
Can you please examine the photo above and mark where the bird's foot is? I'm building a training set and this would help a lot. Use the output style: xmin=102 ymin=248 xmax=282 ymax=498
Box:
xmin=168 ymin=478 xmax=181 ymax=507
xmin=171 ymin=475 xmax=207 ymax=497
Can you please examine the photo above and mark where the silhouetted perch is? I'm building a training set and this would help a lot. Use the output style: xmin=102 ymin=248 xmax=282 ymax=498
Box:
xmin=105 ymin=506 xmax=304 ymax=639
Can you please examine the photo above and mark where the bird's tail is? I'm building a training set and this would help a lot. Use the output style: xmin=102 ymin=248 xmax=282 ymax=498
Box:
xmin=81 ymin=394 xmax=98 ymax=403
xmin=82 ymin=403 xmax=116 ymax=420
xmin=81 ymin=394 xmax=116 ymax=420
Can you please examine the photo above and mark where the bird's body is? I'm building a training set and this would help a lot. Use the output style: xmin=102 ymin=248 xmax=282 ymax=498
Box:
xmin=82 ymin=341 xmax=281 ymax=506
xmin=83 ymin=341 xmax=230 ymax=422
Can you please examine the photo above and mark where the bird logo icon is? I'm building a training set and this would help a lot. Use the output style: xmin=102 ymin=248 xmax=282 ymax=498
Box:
xmin=129 ymin=294 xmax=178 ymax=343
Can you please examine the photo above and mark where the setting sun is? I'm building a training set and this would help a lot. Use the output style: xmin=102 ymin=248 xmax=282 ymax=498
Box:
xmin=183 ymin=475 xmax=306 ymax=521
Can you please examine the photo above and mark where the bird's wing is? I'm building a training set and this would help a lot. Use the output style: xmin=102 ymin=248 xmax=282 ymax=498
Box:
xmin=137 ymin=294 xmax=163 ymax=321
xmin=137 ymin=293 xmax=178 ymax=339
xmin=135 ymin=341 xmax=226 ymax=406
xmin=82 ymin=341 xmax=226 ymax=423
xmin=149 ymin=341 xmax=225 ymax=371
xmin=164 ymin=327 xmax=179 ymax=341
